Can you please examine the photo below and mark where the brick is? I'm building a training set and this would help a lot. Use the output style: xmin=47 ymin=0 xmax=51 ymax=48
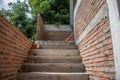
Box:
xmin=75 ymin=1 xmax=115 ymax=80
xmin=0 ymin=15 xmax=32 ymax=80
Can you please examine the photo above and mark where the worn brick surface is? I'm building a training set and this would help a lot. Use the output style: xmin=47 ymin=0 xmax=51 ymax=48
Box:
xmin=75 ymin=0 xmax=106 ymax=38
xmin=0 ymin=15 xmax=32 ymax=80
xmin=77 ymin=18 xmax=115 ymax=80
xmin=75 ymin=0 xmax=115 ymax=80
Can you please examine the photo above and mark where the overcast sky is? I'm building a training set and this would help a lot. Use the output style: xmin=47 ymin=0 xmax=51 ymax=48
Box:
xmin=0 ymin=0 xmax=24 ymax=10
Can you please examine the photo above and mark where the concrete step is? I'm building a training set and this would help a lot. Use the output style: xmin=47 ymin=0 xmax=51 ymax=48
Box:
xmin=17 ymin=72 xmax=89 ymax=80
xmin=35 ymin=41 xmax=78 ymax=49
xmin=22 ymin=63 xmax=85 ymax=72
xmin=31 ymin=49 xmax=80 ymax=56
xmin=27 ymin=56 xmax=82 ymax=63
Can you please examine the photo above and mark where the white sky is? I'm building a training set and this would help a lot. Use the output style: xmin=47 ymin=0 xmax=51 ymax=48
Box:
xmin=0 ymin=0 xmax=24 ymax=10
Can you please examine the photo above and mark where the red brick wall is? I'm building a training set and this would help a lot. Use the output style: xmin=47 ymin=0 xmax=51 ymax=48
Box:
xmin=78 ymin=18 xmax=115 ymax=80
xmin=75 ymin=0 xmax=115 ymax=80
xmin=75 ymin=0 xmax=106 ymax=38
xmin=0 ymin=15 xmax=32 ymax=80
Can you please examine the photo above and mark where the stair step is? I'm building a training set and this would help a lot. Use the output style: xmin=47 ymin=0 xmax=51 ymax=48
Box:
xmin=17 ymin=72 xmax=89 ymax=80
xmin=27 ymin=56 xmax=82 ymax=63
xmin=22 ymin=63 xmax=85 ymax=72
xmin=31 ymin=49 xmax=80 ymax=56
xmin=35 ymin=41 xmax=78 ymax=49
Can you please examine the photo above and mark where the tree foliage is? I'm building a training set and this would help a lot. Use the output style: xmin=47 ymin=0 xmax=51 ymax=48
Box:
xmin=29 ymin=0 xmax=70 ymax=24
xmin=0 ymin=0 xmax=36 ymax=42
xmin=0 ymin=0 xmax=71 ymax=42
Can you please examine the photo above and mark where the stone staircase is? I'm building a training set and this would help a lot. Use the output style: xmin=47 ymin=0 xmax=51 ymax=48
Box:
xmin=17 ymin=41 xmax=89 ymax=80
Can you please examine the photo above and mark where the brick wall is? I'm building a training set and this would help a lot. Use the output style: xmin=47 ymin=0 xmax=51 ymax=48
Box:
xmin=36 ymin=14 xmax=44 ymax=40
xmin=75 ymin=0 xmax=115 ymax=80
xmin=0 ymin=15 xmax=32 ymax=80
xmin=75 ymin=0 xmax=106 ymax=38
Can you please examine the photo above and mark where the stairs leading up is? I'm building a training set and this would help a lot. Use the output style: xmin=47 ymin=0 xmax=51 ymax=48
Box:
xmin=17 ymin=72 xmax=89 ymax=80
xmin=27 ymin=56 xmax=82 ymax=63
xmin=31 ymin=49 xmax=80 ymax=56
xmin=22 ymin=63 xmax=85 ymax=72
xmin=17 ymin=41 xmax=89 ymax=80
xmin=35 ymin=41 xmax=78 ymax=49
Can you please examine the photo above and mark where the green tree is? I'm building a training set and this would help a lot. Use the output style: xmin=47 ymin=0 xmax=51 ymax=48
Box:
xmin=0 ymin=0 xmax=36 ymax=42
xmin=29 ymin=0 xmax=70 ymax=24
